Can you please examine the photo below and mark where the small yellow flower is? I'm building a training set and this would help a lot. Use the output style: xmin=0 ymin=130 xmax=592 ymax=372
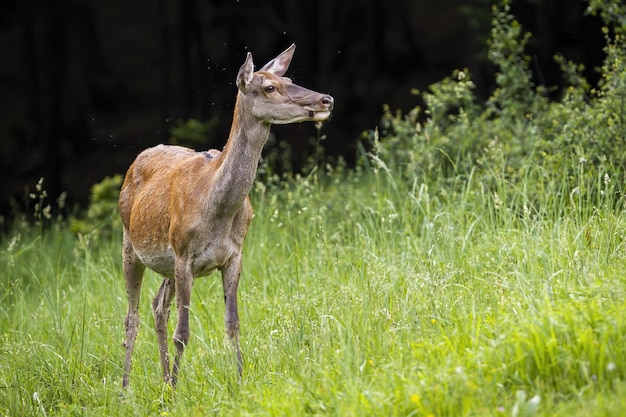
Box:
xmin=431 ymin=318 xmax=437 ymax=324
xmin=410 ymin=394 xmax=421 ymax=404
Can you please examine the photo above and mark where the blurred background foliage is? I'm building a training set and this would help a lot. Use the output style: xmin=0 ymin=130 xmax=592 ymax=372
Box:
xmin=0 ymin=0 xmax=610 ymax=224
xmin=373 ymin=0 xmax=625 ymax=213
xmin=54 ymin=0 xmax=626 ymax=242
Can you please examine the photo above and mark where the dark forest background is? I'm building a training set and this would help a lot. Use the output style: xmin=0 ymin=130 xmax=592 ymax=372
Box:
xmin=0 ymin=0 xmax=604 ymax=218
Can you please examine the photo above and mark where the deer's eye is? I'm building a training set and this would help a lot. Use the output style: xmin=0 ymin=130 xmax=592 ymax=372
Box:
xmin=264 ymin=85 xmax=276 ymax=93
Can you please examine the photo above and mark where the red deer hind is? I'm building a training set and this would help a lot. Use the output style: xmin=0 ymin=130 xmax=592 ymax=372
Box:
xmin=118 ymin=44 xmax=334 ymax=388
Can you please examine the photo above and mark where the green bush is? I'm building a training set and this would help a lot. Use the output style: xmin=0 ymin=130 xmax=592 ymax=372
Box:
xmin=373 ymin=0 xmax=625 ymax=214
xmin=168 ymin=117 xmax=219 ymax=147
xmin=69 ymin=175 xmax=123 ymax=241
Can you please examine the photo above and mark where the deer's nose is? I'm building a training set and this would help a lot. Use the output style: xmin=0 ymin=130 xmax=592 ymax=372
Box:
xmin=321 ymin=95 xmax=334 ymax=110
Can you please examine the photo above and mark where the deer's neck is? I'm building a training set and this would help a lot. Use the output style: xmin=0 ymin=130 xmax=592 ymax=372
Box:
xmin=211 ymin=95 xmax=270 ymax=215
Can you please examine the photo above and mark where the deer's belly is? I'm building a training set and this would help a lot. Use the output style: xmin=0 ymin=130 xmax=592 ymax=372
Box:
xmin=135 ymin=246 xmax=176 ymax=277
xmin=192 ymin=242 xmax=236 ymax=277
xmin=134 ymin=240 xmax=234 ymax=279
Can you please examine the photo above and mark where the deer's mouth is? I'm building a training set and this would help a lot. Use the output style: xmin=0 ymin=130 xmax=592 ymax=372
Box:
xmin=271 ymin=109 xmax=332 ymax=125
xmin=308 ymin=110 xmax=331 ymax=121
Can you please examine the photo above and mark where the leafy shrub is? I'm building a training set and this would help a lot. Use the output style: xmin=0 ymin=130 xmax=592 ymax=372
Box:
xmin=69 ymin=175 xmax=123 ymax=241
xmin=169 ymin=117 xmax=219 ymax=147
xmin=373 ymin=0 xmax=625 ymax=213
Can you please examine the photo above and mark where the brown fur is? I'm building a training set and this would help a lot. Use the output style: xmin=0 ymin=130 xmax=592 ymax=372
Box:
xmin=119 ymin=44 xmax=334 ymax=388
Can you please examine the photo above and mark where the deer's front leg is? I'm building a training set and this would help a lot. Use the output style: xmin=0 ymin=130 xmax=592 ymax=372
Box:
xmin=222 ymin=254 xmax=243 ymax=376
xmin=171 ymin=258 xmax=193 ymax=387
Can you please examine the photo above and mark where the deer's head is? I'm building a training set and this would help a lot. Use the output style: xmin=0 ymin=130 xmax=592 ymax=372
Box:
xmin=236 ymin=44 xmax=334 ymax=125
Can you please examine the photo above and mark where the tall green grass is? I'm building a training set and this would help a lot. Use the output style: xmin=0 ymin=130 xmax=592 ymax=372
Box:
xmin=1 ymin=161 xmax=624 ymax=416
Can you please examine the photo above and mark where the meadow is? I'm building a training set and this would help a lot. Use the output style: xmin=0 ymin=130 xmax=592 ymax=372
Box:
xmin=2 ymin=1 xmax=626 ymax=415
xmin=1 ymin=159 xmax=625 ymax=417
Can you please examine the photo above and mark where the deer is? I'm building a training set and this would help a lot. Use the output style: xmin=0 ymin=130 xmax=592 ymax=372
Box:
xmin=118 ymin=44 xmax=334 ymax=389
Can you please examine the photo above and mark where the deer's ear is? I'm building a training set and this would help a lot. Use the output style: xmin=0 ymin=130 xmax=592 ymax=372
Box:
xmin=236 ymin=52 xmax=254 ymax=91
xmin=259 ymin=44 xmax=295 ymax=77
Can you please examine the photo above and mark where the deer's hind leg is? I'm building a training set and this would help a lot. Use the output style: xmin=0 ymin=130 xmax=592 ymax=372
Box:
xmin=122 ymin=229 xmax=146 ymax=389
xmin=152 ymin=277 xmax=176 ymax=384
xmin=170 ymin=256 xmax=194 ymax=387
